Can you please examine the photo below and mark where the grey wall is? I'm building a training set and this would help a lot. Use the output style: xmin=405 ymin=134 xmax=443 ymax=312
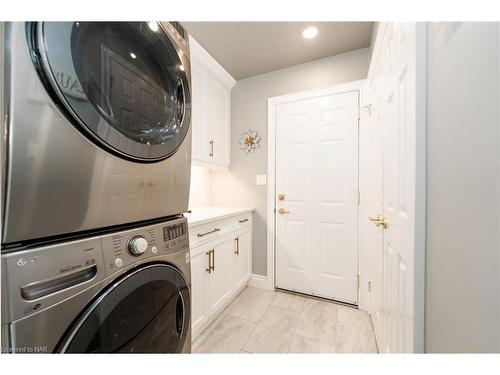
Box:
xmin=425 ymin=22 xmax=500 ymax=352
xmin=211 ymin=48 xmax=371 ymax=276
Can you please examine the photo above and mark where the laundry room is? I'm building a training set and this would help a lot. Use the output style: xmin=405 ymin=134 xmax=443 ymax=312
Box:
xmin=1 ymin=1 xmax=500 ymax=374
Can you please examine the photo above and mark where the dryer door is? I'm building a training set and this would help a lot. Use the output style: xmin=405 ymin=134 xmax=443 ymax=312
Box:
xmin=59 ymin=264 xmax=190 ymax=353
xmin=30 ymin=22 xmax=191 ymax=161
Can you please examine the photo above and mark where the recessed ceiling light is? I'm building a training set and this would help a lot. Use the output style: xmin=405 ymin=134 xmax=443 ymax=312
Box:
xmin=148 ymin=21 xmax=159 ymax=32
xmin=302 ymin=26 xmax=318 ymax=40
xmin=129 ymin=52 xmax=137 ymax=59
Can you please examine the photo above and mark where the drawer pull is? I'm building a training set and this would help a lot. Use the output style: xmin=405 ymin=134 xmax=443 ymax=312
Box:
xmin=209 ymin=140 xmax=214 ymax=157
xmin=197 ymin=228 xmax=221 ymax=237
xmin=235 ymin=237 xmax=240 ymax=255
xmin=238 ymin=218 xmax=249 ymax=223
xmin=206 ymin=249 xmax=215 ymax=273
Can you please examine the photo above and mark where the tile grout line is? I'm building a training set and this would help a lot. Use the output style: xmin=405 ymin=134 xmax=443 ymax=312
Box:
xmin=293 ymin=332 xmax=337 ymax=348
xmin=286 ymin=299 xmax=305 ymax=353
xmin=239 ymin=290 xmax=276 ymax=353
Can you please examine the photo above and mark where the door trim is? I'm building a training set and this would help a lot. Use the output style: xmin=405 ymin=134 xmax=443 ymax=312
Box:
xmin=266 ymin=80 xmax=365 ymax=294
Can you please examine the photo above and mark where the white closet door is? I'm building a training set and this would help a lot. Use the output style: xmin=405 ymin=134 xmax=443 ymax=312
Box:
xmin=378 ymin=23 xmax=416 ymax=353
xmin=275 ymin=90 xmax=359 ymax=304
xmin=364 ymin=78 xmax=385 ymax=346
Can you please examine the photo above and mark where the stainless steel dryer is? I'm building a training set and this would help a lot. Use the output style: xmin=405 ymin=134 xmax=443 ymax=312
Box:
xmin=1 ymin=22 xmax=192 ymax=246
xmin=1 ymin=216 xmax=191 ymax=353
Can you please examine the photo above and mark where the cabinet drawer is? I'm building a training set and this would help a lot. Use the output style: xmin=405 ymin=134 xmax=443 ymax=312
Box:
xmin=235 ymin=213 xmax=252 ymax=229
xmin=189 ymin=220 xmax=232 ymax=248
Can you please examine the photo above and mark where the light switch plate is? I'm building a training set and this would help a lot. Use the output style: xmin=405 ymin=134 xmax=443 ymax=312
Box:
xmin=256 ymin=174 xmax=267 ymax=186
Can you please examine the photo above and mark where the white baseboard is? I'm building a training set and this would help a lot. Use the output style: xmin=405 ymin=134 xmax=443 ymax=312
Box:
xmin=248 ymin=274 xmax=273 ymax=290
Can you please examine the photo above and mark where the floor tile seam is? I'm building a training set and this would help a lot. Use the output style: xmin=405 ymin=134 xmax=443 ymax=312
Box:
xmin=240 ymin=298 xmax=274 ymax=351
xmin=292 ymin=332 xmax=338 ymax=349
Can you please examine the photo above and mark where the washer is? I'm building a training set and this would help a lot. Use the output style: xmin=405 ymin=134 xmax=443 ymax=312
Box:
xmin=1 ymin=22 xmax=192 ymax=246
xmin=1 ymin=216 xmax=191 ymax=353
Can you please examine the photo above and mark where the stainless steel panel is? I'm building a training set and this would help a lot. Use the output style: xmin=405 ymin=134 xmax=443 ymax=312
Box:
xmin=1 ymin=217 xmax=191 ymax=353
xmin=1 ymin=22 xmax=192 ymax=244
xmin=1 ymin=236 xmax=105 ymax=323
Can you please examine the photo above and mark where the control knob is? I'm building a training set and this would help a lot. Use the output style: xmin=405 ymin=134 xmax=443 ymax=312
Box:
xmin=128 ymin=235 xmax=148 ymax=256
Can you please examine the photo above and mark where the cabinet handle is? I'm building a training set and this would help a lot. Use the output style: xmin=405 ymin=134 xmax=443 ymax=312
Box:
xmin=238 ymin=218 xmax=249 ymax=223
xmin=234 ymin=237 xmax=240 ymax=255
xmin=209 ymin=140 xmax=214 ymax=157
xmin=206 ymin=249 xmax=215 ymax=273
xmin=197 ymin=227 xmax=220 ymax=237
xmin=205 ymin=250 xmax=212 ymax=273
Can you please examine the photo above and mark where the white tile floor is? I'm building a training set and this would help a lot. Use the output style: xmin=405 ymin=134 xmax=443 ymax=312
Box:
xmin=192 ymin=286 xmax=378 ymax=354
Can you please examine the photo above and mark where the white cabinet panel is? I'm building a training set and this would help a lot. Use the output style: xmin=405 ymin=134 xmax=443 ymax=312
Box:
xmin=191 ymin=246 xmax=209 ymax=334
xmin=189 ymin=36 xmax=235 ymax=169
xmin=206 ymin=77 xmax=229 ymax=166
xmin=233 ymin=228 xmax=252 ymax=290
xmin=207 ymin=235 xmax=234 ymax=315
xmin=190 ymin=63 xmax=208 ymax=162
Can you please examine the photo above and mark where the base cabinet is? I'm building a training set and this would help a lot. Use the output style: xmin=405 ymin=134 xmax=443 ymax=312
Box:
xmin=191 ymin=249 xmax=209 ymax=332
xmin=190 ymin=213 xmax=252 ymax=339
xmin=233 ymin=228 xmax=252 ymax=290
xmin=206 ymin=236 xmax=234 ymax=316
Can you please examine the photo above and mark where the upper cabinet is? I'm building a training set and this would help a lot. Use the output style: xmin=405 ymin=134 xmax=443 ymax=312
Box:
xmin=189 ymin=36 xmax=236 ymax=170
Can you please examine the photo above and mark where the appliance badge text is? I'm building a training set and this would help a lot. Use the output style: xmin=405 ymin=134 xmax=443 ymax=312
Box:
xmin=60 ymin=264 xmax=82 ymax=274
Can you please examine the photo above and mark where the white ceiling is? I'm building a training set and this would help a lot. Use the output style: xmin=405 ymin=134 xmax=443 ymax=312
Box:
xmin=181 ymin=22 xmax=373 ymax=80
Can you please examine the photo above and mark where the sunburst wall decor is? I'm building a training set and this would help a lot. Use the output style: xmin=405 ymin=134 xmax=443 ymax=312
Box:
xmin=239 ymin=129 xmax=261 ymax=154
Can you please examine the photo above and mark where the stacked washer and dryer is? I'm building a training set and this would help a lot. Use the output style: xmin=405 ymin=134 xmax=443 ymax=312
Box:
xmin=1 ymin=22 xmax=193 ymax=353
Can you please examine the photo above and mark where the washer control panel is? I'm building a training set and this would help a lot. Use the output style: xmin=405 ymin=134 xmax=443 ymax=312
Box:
xmin=128 ymin=235 xmax=148 ymax=256
xmin=101 ymin=216 xmax=189 ymax=276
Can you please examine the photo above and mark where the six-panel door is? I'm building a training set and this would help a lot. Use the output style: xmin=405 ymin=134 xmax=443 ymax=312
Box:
xmin=275 ymin=90 xmax=360 ymax=304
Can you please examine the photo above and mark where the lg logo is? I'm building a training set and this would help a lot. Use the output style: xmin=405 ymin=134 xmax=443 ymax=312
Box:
xmin=16 ymin=256 xmax=39 ymax=267
xmin=16 ymin=258 xmax=28 ymax=267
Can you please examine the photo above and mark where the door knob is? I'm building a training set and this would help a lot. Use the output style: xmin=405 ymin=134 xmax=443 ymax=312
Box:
xmin=277 ymin=208 xmax=290 ymax=214
xmin=369 ymin=215 xmax=388 ymax=229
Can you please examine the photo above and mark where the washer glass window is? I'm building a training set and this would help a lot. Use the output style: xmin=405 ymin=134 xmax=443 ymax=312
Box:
xmin=34 ymin=22 xmax=191 ymax=161
xmin=60 ymin=264 xmax=190 ymax=353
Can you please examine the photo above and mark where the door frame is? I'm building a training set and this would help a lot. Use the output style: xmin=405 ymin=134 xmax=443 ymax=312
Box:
xmin=266 ymin=80 xmax=365 ymax=297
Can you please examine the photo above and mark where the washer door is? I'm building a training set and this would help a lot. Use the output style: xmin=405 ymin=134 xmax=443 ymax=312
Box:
xmin=31 ymin=22 xmax=191 ymax=161
xmin=59 ymin=264 xmax=190 ymax=353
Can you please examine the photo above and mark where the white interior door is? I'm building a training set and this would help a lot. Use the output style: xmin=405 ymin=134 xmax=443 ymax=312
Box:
xmin=364 ymin=23 xmax=416 ymax=353
xmin=275 ymin=89 xmax=359 ymax=304
xmin=380 ymin=23 xmax=415 ymax=353
xmin=364 ymin=78 xmax=385 ymax=345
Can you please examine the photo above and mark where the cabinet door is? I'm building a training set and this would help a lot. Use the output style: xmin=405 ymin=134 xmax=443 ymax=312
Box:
xmin=233 ymin=229 xmax=252 ymax=290
xmin=190 ymin=62 xmax=209 ymax=162
xmin=207 ymin=236 xmax=234 ymax=315
xmin=190 ymin=247 xmax=210 ymax=335
xmin=206 ymin=76 xmax=229 ymax=166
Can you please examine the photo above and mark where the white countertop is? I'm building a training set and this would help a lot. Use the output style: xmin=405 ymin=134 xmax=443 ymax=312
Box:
xmin=184 ymin=206 xmax=254 ymax=227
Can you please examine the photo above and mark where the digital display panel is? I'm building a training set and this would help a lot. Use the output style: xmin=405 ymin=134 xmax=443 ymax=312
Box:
xmin=163 ymin=223 xmax=185 ymax=242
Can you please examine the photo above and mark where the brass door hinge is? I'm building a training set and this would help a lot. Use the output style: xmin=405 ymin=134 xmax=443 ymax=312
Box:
xmin=368 ymin=280 xmax=372 ymax=292
xmin=357 ymin=275 xmax=360 ymax=290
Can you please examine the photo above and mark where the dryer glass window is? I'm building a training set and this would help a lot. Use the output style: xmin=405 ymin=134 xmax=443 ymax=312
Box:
xmin=61 ymin=265 xmax=190 ymax=353
xmin=35 ymin=22 xmax=191 ymax=161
